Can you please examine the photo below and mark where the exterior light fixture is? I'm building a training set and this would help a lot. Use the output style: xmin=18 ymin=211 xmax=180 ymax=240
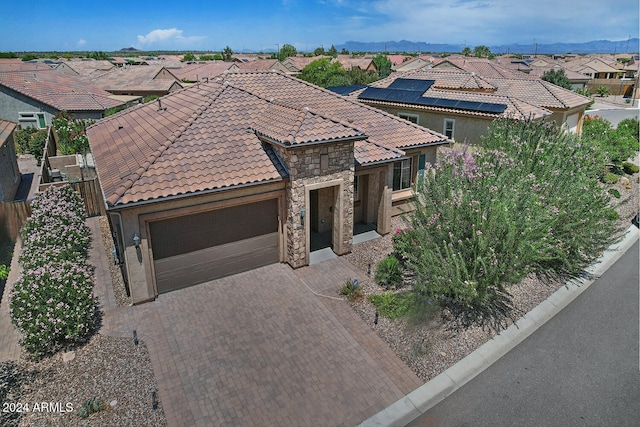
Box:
xmin=133 ymin=234 xmax=140 ymax=249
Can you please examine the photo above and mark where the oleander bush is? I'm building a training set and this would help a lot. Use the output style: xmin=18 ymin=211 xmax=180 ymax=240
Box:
xmin=394 ymin=118 xmax=621 ymax=329
xmin=622 ymin=161 xmax=639 ymax=174
xmin=9 ymin=185 xmax=97 ymax=358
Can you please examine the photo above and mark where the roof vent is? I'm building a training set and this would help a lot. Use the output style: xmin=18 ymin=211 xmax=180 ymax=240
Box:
xmin=157 ymin=99 xmax=166 ymax=112
xmin=269 ymin=98 xmax=275 ymax=103
xmin=117 ymin=125 xmax=124 ymax=131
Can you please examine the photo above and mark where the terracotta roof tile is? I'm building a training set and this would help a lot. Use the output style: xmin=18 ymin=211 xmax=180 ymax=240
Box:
xmin=89 ymin=71 xmax=447 ymax=207
xmin=0 ymin=69 xmax=125 ymax=112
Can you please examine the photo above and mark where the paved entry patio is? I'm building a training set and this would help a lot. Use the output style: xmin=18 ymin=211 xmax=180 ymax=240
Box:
xmin=92 ymin=218 xmax=422 ymax=426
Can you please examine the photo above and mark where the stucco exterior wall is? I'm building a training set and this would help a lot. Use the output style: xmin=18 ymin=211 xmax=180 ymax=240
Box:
xmin=109 ymin=182 xmax=286 ymax=304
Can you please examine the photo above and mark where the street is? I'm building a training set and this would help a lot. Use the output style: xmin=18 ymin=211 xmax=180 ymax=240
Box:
xmin=408 ymin=240 xmax=639 ymax=427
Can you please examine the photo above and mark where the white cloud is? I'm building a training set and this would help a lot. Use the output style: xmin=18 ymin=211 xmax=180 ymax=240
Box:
xmin=77 ymin=39 xmax=87 ymax=47
xmin=136 ymin=28 xmax=205 ymax=46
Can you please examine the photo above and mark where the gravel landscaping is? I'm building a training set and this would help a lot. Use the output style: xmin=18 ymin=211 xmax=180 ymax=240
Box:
xmin=3 ymin=160 xmax=636 ymax=425
xmin=345 ymin=165 xmax=638 ymax=382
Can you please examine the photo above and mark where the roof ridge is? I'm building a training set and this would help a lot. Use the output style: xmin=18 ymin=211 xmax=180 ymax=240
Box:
xmin=538 ymin=80 xmax=569 ymax=108
xmin=107 ymin=84 xmax=226 ymax=206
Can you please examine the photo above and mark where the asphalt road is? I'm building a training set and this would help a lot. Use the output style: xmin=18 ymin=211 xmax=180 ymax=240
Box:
xmin=586 ymin=107 xmax=640 ymax=127
xmin=408 ymin=240 xmax=640 ymax=427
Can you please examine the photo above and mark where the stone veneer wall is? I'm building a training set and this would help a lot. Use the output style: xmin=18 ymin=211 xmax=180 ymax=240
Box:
xmin=271 ymin=140 xmax=355 ymax=268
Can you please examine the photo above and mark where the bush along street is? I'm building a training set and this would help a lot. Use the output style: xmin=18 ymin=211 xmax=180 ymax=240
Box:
xmin=392 ymin=118 xmax=623 ymax=330
xmin=9 ymin=185 xmax=97 ymax=358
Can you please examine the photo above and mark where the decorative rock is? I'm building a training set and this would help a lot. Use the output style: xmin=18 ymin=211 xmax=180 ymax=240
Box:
xmin=110 ymin=399 xmax=118 ymax=407
xmin=440 ymin=352 xmax=447 ymax=357
xmin=62 ymin=351 xmax=75 ymax=363
xmin=619 ymin=176 xmax=630 ymax=186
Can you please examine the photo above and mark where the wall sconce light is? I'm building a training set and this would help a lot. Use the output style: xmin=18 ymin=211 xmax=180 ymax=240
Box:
xmin=300 ymin=207 xmax=305 ymax=226
xmin=133 ymin=234 xmax=140 ymax=249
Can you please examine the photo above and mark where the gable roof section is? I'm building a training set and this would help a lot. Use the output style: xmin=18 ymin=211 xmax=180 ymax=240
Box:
xmin=489 ymin=78 xmax=591 ymax=109
xmin=82 ymin=66 xmax=183 ymax=93
xmin=89 ymin=70 xmax=447 ymax=207
xmin=170 ymin=62 xmax=235 ymax=82
xmin=0 ymin=119 xmax=16 ymax=145
xmin=0 ymin=69 xmax=125 ymax=112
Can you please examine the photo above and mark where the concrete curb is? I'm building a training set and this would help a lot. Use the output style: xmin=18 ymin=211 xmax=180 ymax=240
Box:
xmin=358 ymin=225 xmax=639 ymax=427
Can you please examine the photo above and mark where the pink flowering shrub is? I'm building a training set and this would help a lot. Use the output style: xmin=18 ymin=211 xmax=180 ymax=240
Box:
xmin=10 ymin=184 xmax=97 ymax=357
xmin=394 ymin=119 xmax=621 ymax=329
xmin=9 ymin=261 xmax=96 ymax=356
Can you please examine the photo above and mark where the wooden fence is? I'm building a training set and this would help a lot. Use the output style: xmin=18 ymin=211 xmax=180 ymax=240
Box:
xmin=0 ymin=200 xmax=31 ymax=241
xmin=71 ymin=179 xmax=105 ymax=217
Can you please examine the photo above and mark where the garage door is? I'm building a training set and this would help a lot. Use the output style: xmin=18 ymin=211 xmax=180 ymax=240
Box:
xmin=150 ymin=199 xmax=279 ymax=294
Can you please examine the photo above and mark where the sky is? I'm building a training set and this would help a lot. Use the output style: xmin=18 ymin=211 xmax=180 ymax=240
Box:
xmin=2 ymin=0 xmax=638 ymax=52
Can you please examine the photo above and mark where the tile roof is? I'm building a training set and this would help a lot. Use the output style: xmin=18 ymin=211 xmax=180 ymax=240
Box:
xmin=0 ymin=69 xmax=126 ymax=112
xmin=488 ymin=78 xmax=591 ymax=109
xmin=82 ymin=66 xmax=183 ymax=93
xmin=433 ymin=58 xmax=535 ymax=79
xmin=235 ymin=59 xmax=282 ymax=71
xmin=0 ymin=119 xmax=17 ymax=145
xmin=171 ymin=62 xmax=235 ymax=81
xmin=353 ymin=67 xmax=589 ymax=116
xmin=58 ymin=60 xmax=115 ymax=76
xmin=0 ymin=62 xmax=53 ymax=72
xmin=89 ymin=70 xmax=447 ymax=207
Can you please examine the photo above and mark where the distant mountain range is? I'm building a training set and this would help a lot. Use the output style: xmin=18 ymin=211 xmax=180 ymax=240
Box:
xmin=336 ymin=39 xmax=640 ymax=55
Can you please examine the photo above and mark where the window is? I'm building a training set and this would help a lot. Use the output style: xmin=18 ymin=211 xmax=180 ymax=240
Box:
xmin=444 ymin=118 xmax=455 ymax=140
xmin=398 ymin=112 xmax=419 ymax=124
xmin=19 ymin=112 xmax=46 ymax=129
xmin=393 ymin=158 xmax=412 ymax=191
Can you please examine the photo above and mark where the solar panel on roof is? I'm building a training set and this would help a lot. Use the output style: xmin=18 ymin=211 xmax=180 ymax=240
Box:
xmin=387 ymin=78 xmax=434 ymax=93
xmin=359 ymin=87 xmax=422 ymax=103
xmin=326 ymin=84 xmax=368 ymax=96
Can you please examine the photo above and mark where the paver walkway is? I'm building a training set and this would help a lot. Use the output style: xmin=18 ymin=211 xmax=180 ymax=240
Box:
xmin=90 ymin=217 xmax=422 ymax=427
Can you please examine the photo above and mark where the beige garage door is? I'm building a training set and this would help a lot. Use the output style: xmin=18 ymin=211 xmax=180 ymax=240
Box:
xmin=150 ymin=199 xmax=279 ymax=294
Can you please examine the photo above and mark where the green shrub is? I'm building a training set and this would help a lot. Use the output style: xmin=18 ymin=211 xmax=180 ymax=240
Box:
xmin=78 ymin=397 xmax=107 ymax=418
xmin=395 ymin=118 xmax=620 ymax=329
xmin=368 ymin=292 xmax=414 ymax=320
xmin=603 ymin=172 xmax=619 ymax=184
xmin=9 ymin=185 xmax=96 ymax=358
xmin=374 ymin=255 xmax=404 ymax=289
xmin=608 ymin=188 xmax=621 ymax=198
xmin=622 ymin=162 xmax=639 ymax=174
xmin=28 ymin=130 xmax=47 ymax=165
xmin=340 ymin=278 xmax=362 ymax=301
xmin=13 ymin=127 xmax=38 ymax=153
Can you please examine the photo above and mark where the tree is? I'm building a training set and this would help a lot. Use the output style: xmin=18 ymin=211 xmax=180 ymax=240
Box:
xmin=541 ymin=69 xmax=572 ymax=90
xmin=279 ymin=43 xmax=297 ymax=60
xmin=222 ymin=46 xmax=233 ymax=62
xmin=182 ymin=52 xmax=195 ymax=62
xmin=596 ymin=86 xmax=610 ymax=97
xmin=313 ymin=46 xmax=325 ymax=56
xmin=327 ymin=45 xmax=338 ymax=58
xmin=299 ymin=58 xmax=349 ymax=87
xmin=582 ymin=116 xmax=639 ymax=165
xmin=461 ymin=47 xmax=472 ymax=57
xmin=373 ymin=54 xmax=393 ymax=78
xmin=341 ymin=48 xmax=349 ymax=55
xmin=473 ymin=45 xmax=491 ymax=58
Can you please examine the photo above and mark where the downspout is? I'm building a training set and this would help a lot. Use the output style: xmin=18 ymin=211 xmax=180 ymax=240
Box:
xmin=109 ymin=210 xmax=134 ymax=304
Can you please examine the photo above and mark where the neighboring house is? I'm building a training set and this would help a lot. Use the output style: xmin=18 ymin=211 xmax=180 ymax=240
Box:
xmin=83 ymin=66 xmax=183 ymax=97
xmin=338 ymin=67 xmax=590 ymax=145
xmin=280 ymin=56 xmax=325 ymax=75
xmin=433 ymin=58 xmax=534 ymax=79
xmin=333 ymin=56 xmax=378 ymax=73
xmin=0 ymin=120 xmax=21 ymax=201
xmin=0 ymin=68 xmax=126 ymax=127
xmin=393 ymin=56 xmax=431 ymax=72
xmin=170 ymin=61 xmax=236 ymax=83
xmin=234 ymin=59 xmax=291 ymax=74
xmin=87 ymin=70 xmax=447 ymax=303
xmin=56 ymin=59 xmax=115 ymax=77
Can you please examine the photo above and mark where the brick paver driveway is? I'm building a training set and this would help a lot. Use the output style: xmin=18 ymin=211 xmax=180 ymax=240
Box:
xmin=94 ymin=221 xmax=421 ymax=426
